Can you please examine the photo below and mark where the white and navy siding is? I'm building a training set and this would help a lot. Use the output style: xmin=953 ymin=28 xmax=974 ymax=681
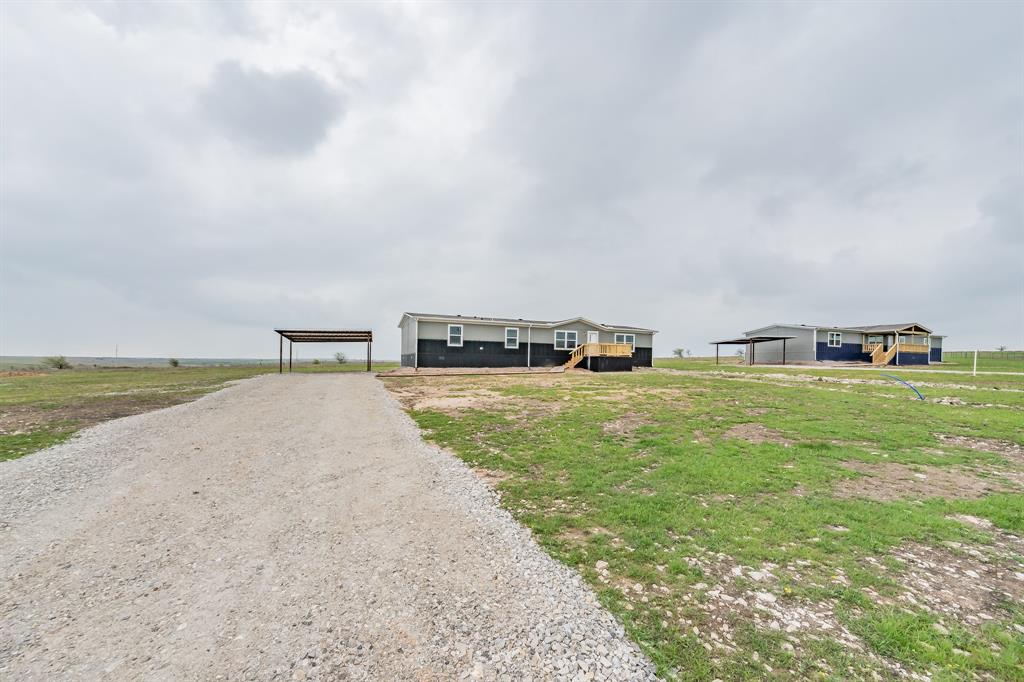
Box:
xmin=402 ymin=319 xmax=654 ymax=369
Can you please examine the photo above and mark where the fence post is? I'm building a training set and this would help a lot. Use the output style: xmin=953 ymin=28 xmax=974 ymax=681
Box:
xmin=973 ymin=349 xmax=978 ymax=377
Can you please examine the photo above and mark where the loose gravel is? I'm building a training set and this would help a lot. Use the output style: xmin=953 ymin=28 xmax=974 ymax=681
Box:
xmin=0 ymin=373 xmax=655 ymax=681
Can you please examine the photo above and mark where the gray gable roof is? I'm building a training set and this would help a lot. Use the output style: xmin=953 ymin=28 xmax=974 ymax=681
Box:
xmin=745 ymin=322 xmax=934 ymax=335
xmin=400 ymin=312 xmax=657 ymax=333
xmin=852 ymin=323 xmax=933 ymax=334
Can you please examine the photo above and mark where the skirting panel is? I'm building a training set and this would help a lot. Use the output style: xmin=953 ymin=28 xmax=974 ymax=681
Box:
xmin=416 ymin=339 xmax=652 ymax=369
xmin=895 ymin=352 xmax=929 ymax=366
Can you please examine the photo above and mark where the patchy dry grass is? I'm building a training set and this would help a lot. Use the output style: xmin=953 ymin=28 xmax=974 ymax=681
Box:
xmin=0 ymin=362 xmax=398 ymax=461
xmin=835 ymin=461 xmax=1016 ymax=501
xmin=387 ymin=364 xmax=1024 ymax=680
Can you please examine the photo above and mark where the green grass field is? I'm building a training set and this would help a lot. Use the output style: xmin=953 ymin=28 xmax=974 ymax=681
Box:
xmin=655 ymin=357 xmax=1024 ymax=390
xmin=0 ymin=362 xmax=398 ymax=461
xmin=938 ymin=352 xmax=1024 ymax=373
xmin=387 ymin=365 xmax=1024 ymax=680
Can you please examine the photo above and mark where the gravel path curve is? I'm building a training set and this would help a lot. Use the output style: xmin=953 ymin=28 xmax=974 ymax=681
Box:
xmin=0 ymin=374 xmax=656 ymax=681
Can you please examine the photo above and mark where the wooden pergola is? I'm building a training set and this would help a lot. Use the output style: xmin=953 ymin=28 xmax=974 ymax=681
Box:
xmin=274 ymin=329 xmax=373 ymax=373
xmin=710 ymin=335 xmax=796 ymax=365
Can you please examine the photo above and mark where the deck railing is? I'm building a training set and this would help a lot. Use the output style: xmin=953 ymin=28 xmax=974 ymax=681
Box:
xmin=564 ymin=342 xmax=633 ymax=368
xmin=868 ymin=342 xmax=929 ymax=365
xmin=583 ymin=342 xmax=633 ymax=357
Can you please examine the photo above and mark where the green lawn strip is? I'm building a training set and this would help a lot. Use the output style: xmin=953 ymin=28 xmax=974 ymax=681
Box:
xmin=938 ymin=355 xmax=1024 ymax=373
xmin=0 ymin=423 xmax=79 ymax=462
xmin=849 ymin=607 xmax=1023 ymax=681
xmin=405 ymin=369 xmax=1024 ymax=679
xmin=654 ymin=358 xmax=1024 ymax=390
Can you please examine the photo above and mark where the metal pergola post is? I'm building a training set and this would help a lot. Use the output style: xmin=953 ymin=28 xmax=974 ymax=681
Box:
xmin=279 ymin=334 xmax=283 ymax=374
xmin=289 ymin=341 xmax=293 ymax=372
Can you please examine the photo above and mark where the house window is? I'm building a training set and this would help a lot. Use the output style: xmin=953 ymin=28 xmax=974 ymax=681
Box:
xmin=554 ymin=330 xmax=578 ymax=350
xmin=867 ymin=335 xmax=883 ymax=345
xmin=827 ymin=332 xmax=842 ymax=347
xmin=505 ymin=327 xmax=519 ymax=349
xmin=614 ymin=333 xmax=636 ymax=350
xmin=447 ymin=324 xmax=463 ymax=347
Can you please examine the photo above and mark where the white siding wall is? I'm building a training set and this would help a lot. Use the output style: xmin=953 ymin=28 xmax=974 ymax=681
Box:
xmin=743 ymin=326 xmax=816 ymax=363
xmin=400 ymin=317 xmax=416 ymax=356
xmin=416 ymin=319 xmax=651 ymax=347
xmin=815 ymin=329 xmax=865 ymax=346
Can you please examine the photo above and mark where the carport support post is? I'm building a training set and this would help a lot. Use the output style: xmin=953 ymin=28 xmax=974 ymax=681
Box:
xmin=279 ymin=334 xmax=283 ymax=374
xmin=782 ymin=338 xmax=787 ymax=365
xmin=288 ymin=341 xmax=293 ymax=372
xmin=367 ymin=340 xmax=371 ymax=372
xmin=715 ymin=343 xmax=719 ymax=365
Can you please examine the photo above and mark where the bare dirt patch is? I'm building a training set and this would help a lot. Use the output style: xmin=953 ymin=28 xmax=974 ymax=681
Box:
xmin=557 ymin=526 xmax=615 ymax=544
xmin=385 ymin=383 xmax=507 ymax=413
xmin=936 ymin=434 xmax=1024 ymax=464
xmin=864 ymin=542 xmax=1024 ymax=628
xmin=473 ymin=467 xmax=512 ymax=488
xmin=722 ymin=423 xmax=792 ymax=446
xmin=603 ymin=413 xmax=652 ymax=437
xmin=593 ymin=549 xmax=911 ymax=679
xmin=835 ymin=461 xmax=1012 ymax=501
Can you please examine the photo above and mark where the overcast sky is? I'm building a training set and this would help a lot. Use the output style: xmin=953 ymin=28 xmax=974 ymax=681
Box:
xmin=2 ymin=1 xmax=1021 ymax=359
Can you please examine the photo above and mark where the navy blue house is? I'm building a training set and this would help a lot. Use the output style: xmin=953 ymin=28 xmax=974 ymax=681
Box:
xmin=730 ymin=323 xmax=944 ymax=366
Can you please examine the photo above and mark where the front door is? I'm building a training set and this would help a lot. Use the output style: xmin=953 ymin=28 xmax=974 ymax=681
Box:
xmin=586 ymin=331 xmax=599 ymax=345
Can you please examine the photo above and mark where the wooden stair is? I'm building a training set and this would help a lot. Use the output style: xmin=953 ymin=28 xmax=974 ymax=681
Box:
xmin=565 ymin=344 xmax=587 ymax=369
xmin=870 ymin=343 xmax=899 ymax=366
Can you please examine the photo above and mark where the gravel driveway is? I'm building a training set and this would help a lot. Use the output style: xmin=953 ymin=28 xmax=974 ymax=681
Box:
xmin=0 ymin=374 xmax=655 ymax=681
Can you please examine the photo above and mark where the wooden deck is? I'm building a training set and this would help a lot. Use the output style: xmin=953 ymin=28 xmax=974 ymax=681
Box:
xmin=565 ymin=342 xmax=633 ymax=369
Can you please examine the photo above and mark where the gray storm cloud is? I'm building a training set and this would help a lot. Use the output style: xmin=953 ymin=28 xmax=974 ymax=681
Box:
xmin=199 ymin=61 xmax=345 ymax=156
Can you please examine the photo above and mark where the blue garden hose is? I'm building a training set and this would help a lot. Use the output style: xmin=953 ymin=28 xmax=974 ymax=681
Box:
xmin=880 ymin=374 xmax=924 ymax=400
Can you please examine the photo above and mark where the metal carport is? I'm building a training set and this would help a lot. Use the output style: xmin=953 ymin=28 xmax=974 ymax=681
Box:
xmin=710 ymin=335 xmax=796 ymax=366
xmin=274 ymin=329 xmax=373 ymax=373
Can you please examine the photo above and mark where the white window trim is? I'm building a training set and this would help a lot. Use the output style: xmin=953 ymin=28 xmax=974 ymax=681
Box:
xmin=614 ymin=333 xmax=636 ymax=351
xmin=554 ymin=330 xmax=578 ymax=350
xmin=447 ymin=324 xmax=463 ymax=347
xmin=505 ymin=327 xmax=519 ymax=349
xmin=827 ymin=332 xmax=842 ymax=348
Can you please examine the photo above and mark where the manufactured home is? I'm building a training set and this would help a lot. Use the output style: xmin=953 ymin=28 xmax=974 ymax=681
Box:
xmin=399 ymin=313 xmax=656 ymax=371
xmin=715 ymin=323 xmax=944 ymax=366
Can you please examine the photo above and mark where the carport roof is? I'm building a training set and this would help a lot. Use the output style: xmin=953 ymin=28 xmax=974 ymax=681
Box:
xmin=274 ymin=329 xmax=373 ymax=343
xmin=710 ymin=335 xmax=796 ymax=344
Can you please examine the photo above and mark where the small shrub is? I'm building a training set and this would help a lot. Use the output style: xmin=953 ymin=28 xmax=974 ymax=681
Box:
xmin=334 ymin=352 xmax=347 ymax=365
xmin=43 ymin=355 xmax=73 ymax=370
xmin=168 ymin=358 xmax=179 ymax=367
xmin=672 ymin=348 xmax=685 ymax=358
xmin=311 ymin=358 xmax=321 ymax=365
